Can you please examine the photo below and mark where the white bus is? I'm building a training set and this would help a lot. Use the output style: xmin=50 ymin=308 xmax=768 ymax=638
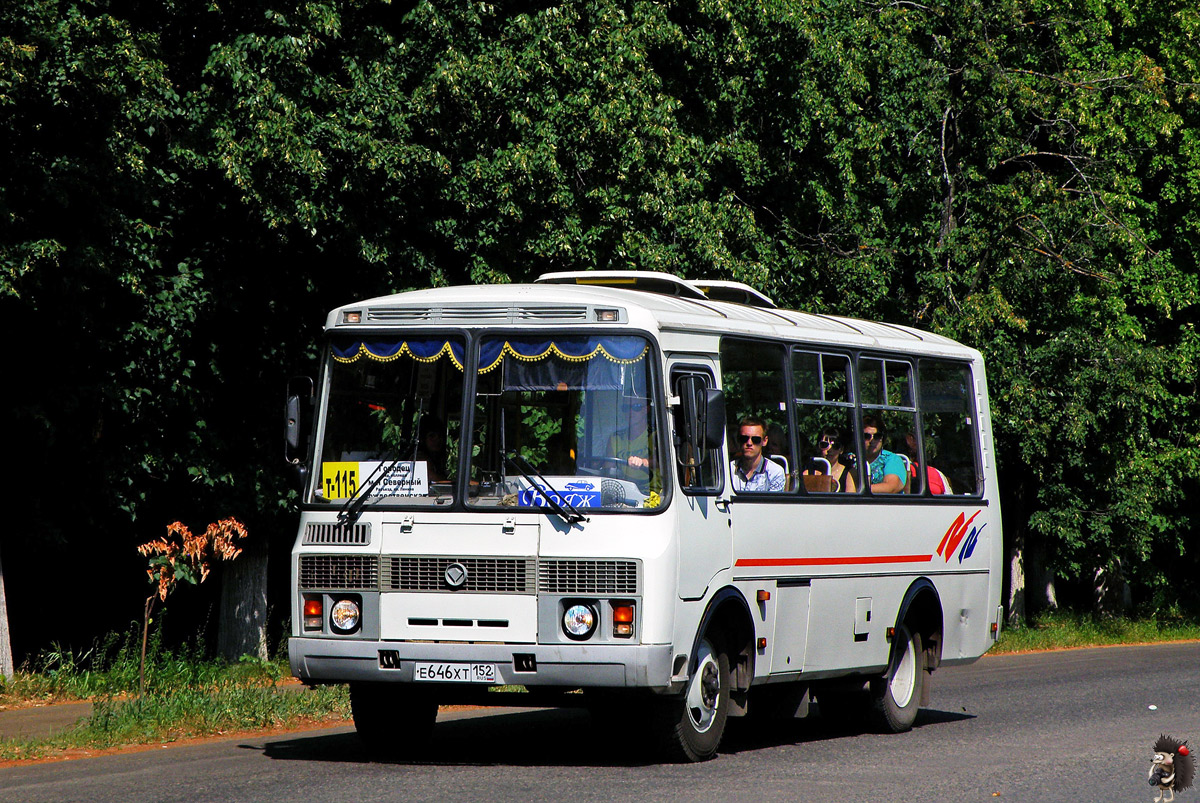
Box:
xmin=285 ymin=271 xmax=1002 ymax=762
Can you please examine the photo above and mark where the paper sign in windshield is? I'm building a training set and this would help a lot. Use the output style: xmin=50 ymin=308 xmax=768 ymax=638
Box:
xmin=321 ymin=461 xmax=429 ymax=499
xmin=517 ymin=477 xmax=601 ymax=509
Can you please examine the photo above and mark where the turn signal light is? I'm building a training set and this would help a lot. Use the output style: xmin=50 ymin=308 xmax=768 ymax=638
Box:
xmin=303 ymin=598 xmax=323 ymax=630
xmin=612 ymin=604 xmax=635 ymax=637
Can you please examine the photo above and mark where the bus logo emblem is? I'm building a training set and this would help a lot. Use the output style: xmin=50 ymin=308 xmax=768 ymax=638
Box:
xmin=444 ymin=562 xmax=468 ymax=588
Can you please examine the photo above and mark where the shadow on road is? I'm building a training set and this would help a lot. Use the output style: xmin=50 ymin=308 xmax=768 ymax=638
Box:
xmin=721 ymin=706 xmax=974 ymax=755
xmin=255 ymin=705 xmax=974 ymax=767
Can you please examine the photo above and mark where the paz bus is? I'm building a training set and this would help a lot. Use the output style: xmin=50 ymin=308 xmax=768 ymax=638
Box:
xmin=284 ymin=271 xmax=1002 ymax=762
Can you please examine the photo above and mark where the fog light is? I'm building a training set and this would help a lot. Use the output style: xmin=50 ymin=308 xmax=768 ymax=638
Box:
xmin=612 ymin=603 xmax=635 ymax=637
xmin=330 ymin=599 xmax=360 ymax=632
xmin=562 ymin=604 xmax=597 ymax=640
xmin=303 ymin=598 xmax=322 ymax=630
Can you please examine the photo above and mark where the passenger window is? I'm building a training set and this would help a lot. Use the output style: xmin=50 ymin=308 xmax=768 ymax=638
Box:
xmin=793 ymin=350 xmax=860 ymax=494
xmin=858 ymin=357 xmax=917 ymax=494
xmin=918 ymin=360 xmax=981 ymax=495
xmin=720 ymin=339 xmax=792 ymax=493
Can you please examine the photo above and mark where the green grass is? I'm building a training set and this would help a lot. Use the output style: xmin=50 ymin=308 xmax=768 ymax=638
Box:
xmin=991 ymin=611 xmax=1200 ymax=654
xmin=0 ymin=684 xmax=350 ymax=761
xmin=0 ymin=625 xmax=351 ymax=761
xmin=0 ymin=625 xmax=263 ymax=703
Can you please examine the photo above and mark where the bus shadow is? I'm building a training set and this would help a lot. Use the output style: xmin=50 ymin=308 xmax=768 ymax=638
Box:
xmin=721 ymin=706 xmax=975 ymax=755
xmin=259 ymin=708 xmax=658 ymax=767
xmin=257 ymin=705 xmax=974 ymax=766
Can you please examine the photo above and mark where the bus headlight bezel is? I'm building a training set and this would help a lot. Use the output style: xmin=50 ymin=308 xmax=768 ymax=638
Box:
xmin=562 ymin=602 xmax=598 ymax=640
xmin=330 ymin=598 xmax=361 ymax=633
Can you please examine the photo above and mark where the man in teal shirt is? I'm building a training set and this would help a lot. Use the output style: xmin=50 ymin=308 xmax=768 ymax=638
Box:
xmin=863 ymin=415 xmax=905 ymax=494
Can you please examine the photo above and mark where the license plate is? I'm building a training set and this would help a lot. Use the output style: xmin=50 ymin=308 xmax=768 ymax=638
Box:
xmin=413 ymin=662 xmax=497 ymax=683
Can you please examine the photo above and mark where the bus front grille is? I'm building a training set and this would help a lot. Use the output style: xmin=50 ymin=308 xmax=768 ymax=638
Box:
xmin=381 ymin=557 xmax=536 ymax=593
xmin=298 ymin=555 xmax=379 ymax=590
xmin=298 ymin=555 xmax=640 ymax=595
xmin=538 ymin=560 xmax=639 ymax=595
xmin=303 ymin=523 xmax=371 ymax=546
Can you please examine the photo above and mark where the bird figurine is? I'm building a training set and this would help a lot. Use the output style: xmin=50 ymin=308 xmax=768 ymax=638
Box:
xmin=1150 ymin=734 xmax=1195 ymax=802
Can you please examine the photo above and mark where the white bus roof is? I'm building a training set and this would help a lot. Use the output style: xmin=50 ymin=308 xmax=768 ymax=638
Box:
xmin=325 ymin=274 xmax=978 ymax=360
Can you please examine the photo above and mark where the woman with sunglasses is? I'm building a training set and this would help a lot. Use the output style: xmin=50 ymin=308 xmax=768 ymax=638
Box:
xmin=806 ymin=427 xmax=857 ymax=493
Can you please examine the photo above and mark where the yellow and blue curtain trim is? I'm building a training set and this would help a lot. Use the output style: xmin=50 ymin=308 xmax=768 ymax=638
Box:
xmin=478 ymin=337 xmax=647 ymax=374
xmin=332 ymin=338 xmax=465 ymax=371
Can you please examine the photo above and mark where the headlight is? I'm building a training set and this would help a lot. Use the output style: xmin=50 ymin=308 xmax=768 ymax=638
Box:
xmin=330 ymin=599 xmax=361 ymax=632
xmin=562 ymin=603 xmax=597 ymax=640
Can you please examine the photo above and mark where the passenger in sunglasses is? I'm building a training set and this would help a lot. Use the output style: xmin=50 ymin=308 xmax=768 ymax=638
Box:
xmin=862 ymin=415 xmax=905 ymax=494
xmin=803 ymin=427 xmax=857 ymax=493
xmin=731 ymin=417 xmax=786 ymax=492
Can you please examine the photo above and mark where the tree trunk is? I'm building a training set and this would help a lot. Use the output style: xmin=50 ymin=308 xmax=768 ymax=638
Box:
xmin=218 ymin=536 xmax=268 ymax=661
xmin=0 ymin=546 xmax=12 ymax=681
xmin=1093 ymin=559 xmax=1131 ymax=618
xmin=1007 ymin=539 xmax=1026 ymax=627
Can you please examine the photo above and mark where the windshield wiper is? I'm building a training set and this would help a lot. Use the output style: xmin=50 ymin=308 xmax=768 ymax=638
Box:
xmin=337 ymin=458 xmax=403 ymax=527
xmin=504 ymin=454 xmax=589 ymax=525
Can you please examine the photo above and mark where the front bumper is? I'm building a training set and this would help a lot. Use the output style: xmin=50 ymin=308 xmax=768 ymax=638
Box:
xmin=290 ymin=637 xmax=674 ymax=689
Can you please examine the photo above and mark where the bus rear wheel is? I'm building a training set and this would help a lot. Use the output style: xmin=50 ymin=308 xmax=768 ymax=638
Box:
xmin=653 ymin=637 xmax=730 ymax=762
xmin=869 ymin=624 xmax=924 ymax=733
xmin=349 ymin=682 xmax=438 ymax=760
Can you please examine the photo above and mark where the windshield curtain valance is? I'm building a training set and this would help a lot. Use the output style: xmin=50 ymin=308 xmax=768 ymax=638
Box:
xmin=478 ymin=337 xmax=648 ymax=374
xmin=480 ymin=336 xmax=650 ymax=392
xmin=331 ymin=338 xmax=465 ymax=370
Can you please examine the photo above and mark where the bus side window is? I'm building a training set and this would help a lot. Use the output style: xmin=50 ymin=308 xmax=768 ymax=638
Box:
xmin=793 ymin=350 xmax=859 ymax=494
xmin=918 ymin=360 xmax=981 ymax=495
xmin=859 ymin=357 xmax=918 ymax=495
xmin=720 ymin=338 xmax=793 ymax=493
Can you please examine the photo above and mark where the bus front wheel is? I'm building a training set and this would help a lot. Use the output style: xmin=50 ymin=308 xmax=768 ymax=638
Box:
xmin=653 ymin=637 xmax=730 ymax=762
xmin=349 ymin=682 xmax=438 ymax=760
xmin=869 ymin=624 xmax=924 ymax=733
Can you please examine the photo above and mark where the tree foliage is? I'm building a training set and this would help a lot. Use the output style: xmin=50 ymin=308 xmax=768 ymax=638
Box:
xmin=2 ymin=0 xmax=1198 ymax=655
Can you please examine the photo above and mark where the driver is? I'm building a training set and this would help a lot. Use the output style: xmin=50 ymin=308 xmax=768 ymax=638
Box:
xmin=606 ymin=396 xmax=660 ymax=495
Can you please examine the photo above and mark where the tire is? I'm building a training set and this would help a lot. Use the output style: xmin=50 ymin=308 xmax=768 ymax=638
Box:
xmin=349 ymin=682 xmax=438 ymax=760
xmin=652 ymin=637 xmax=730 ymax=762
xmin=869 ymin=624 xmax=924 ymax=733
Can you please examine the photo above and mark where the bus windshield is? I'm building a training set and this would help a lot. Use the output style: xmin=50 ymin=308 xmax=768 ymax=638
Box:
xmin=467 ymin=334 xmax=663 ymax=512
xmin=313 ymin=335 xmax=466 ymax=508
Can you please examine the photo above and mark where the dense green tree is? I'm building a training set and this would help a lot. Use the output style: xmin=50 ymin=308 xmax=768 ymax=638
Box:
xmin=2 ymin=0 xmax=1198 ymax=658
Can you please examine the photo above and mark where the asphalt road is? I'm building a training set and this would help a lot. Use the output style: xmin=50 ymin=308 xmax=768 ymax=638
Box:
xmin=3 ymin=642 xmax=1198 ymax=803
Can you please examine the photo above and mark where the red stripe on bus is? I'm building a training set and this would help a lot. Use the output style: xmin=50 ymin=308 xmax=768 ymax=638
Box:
xmin=735 ymin=555 xmax=933 ymax=567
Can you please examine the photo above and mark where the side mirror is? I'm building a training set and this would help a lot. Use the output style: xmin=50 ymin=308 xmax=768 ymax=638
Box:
xmin=673 ymin=375 xmax=723 ymax=467
xmin=703 ymin=388 xmax=725 ymax=450
xmin=285 ymin=376 xmax=314 ymax=467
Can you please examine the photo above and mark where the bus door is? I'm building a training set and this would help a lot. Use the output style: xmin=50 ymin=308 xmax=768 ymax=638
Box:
xmin=669 ymin=360 xmax=731 ymax=600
